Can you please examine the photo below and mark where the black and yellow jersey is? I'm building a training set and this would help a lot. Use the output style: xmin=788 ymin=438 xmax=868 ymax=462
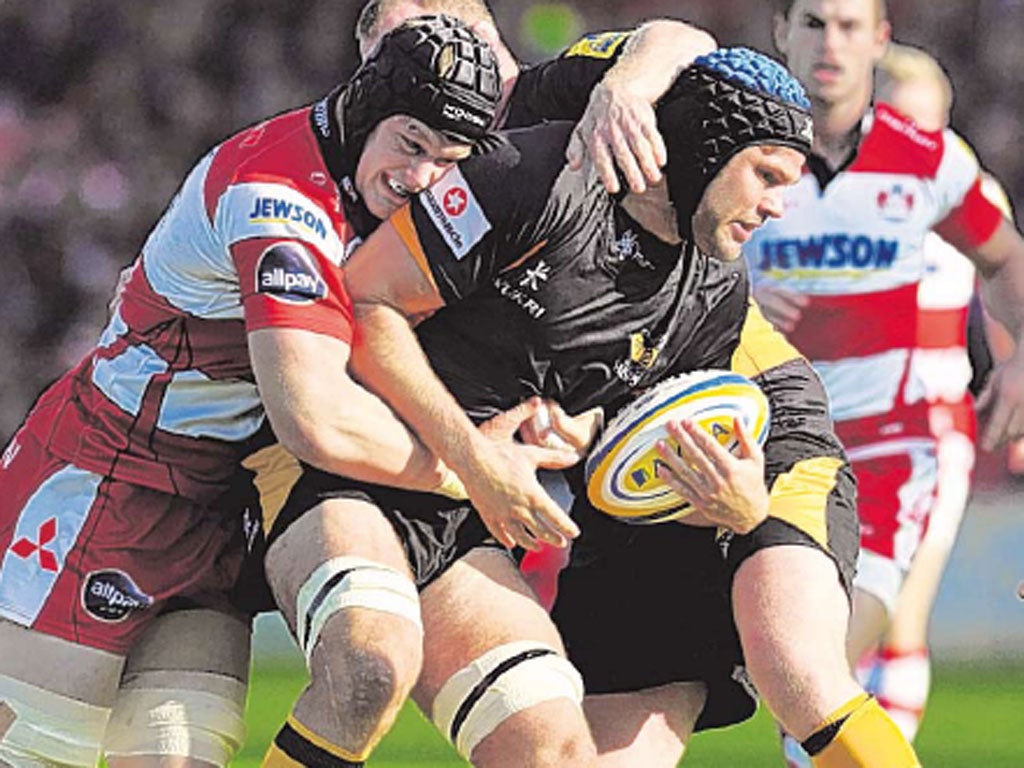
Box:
xmin=504 ymin=31 xmax=632 ymax=128
xmin=395 ymin=120 xmax=748 ymax=421
xmin=393 ymin=120 xmax=856 ymax=575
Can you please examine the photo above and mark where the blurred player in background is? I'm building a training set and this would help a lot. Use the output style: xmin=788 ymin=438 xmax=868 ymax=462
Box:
xmin=853 ymin=43 xmax=1017 ymax=745
xmin=746 ymin=1 xmax=1024 ymax=763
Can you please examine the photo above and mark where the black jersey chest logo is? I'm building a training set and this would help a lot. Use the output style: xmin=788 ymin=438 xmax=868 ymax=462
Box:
xmin=492 ymin=258 xmax=552 ymax=320
xmin=614 ymin=328 xmax=668 ymax=387
xmin=519 ymin=260 xmax=551 ymax=291
xmin=611 ymin=229 xmax=655 ymax=271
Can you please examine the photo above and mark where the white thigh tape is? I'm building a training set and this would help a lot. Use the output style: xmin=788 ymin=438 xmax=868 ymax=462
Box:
xmin=104 ymin=673 xmax=247 ymax=767
xmin=431 ymin=641 xmax=584 ymax=760
xmin=0 ymin=673 xmax=109 ymax=767
xmin=295 ymin=556 xmax=421 ymax=664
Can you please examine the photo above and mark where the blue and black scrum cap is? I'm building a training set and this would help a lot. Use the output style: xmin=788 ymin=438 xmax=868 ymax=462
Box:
xmin=657 ymin=46 xmax=814 ymax=236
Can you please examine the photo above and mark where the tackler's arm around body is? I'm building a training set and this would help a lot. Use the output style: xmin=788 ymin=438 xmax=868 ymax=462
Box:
xmin=567 ymin=19 xmax=719 ymax=194
xmin=344 ymin=221 xmax=581 ymax=552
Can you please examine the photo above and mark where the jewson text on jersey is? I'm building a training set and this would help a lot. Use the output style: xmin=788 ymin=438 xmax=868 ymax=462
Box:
xmin=756 ymin=234 xmax=898 ymax=271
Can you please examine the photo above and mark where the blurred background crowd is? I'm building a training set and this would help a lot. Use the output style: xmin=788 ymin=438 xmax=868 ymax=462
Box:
xmin=3 ymin=0 xmax=1024 ymax=455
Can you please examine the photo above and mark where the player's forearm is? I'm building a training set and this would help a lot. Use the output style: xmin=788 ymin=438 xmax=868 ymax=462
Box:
xmin=604 ymin=20 xmax=717 ymax=103
xmin=280 ymin=382 xmax=445 ymax=492
xmin=250 ymin=326 xmax=444 ymax=492
xmin=979 ymin=260 xmax=1024 ymax=344
xmin=350 ymin=301 xmax=492 ymax=482
xmin=974 ymin=220 xmax=1024 ymax=341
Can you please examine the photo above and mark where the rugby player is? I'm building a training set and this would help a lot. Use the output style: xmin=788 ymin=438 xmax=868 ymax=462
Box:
xmin=250 ymin=12 xmax=725 ymax=768
xmin=0 ymin=17 xmax=524 ymax=768
xmin=744 ymin=0 xmax=1024 ymax=763
xmin=350 ymin=0 xmax=723 ymax=618
xmin=285 ymin=46 xmax=918 ymax=767
xmin=355 ymin=0 xmax=718 ymax=196
xmin=852 ymin=44 xmax=1014 ymax=747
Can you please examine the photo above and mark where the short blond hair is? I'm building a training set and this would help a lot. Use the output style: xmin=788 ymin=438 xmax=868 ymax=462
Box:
xmin=876 ymin=42 xmax=953 ymax=117
xmin=357 ymin=0 xmax=496 ymax=48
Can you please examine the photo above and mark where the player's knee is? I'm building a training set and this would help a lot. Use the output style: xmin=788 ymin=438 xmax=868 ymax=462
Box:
xmin=272 ymin=640 xmax=415 ymax=768
xmin=0 ymin=673 xmax=108 ymax=767
xmin=492 ymin=703 xmax=597 ymax=767
xmin=430 ymin=641 xmax=587 ymax=764
xmin=316 ymin=640 xmax=413 ymax=737
xmin=103 ymin=672 xmax=247 ymax=768
xmin=292 ymin=556 xmax=422 ymax=665
xmin=294 ymin=557 xmax=423 ymax=741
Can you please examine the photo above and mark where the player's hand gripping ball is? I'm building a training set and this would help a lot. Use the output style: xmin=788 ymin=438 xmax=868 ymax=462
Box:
xmin=584 ymin=370 xmax=770 ymax=524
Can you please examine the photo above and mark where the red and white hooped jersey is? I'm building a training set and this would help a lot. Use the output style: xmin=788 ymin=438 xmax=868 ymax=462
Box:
xmin=746 ymin=103 xmax=1002 ymax=451
xmin=914 ymin=230 xmax=975 ymax=410
xmin=21 ymin=101 xmax=358 ymax=504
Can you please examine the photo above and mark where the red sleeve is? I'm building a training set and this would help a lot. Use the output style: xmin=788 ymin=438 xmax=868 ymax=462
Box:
xmin=233 ymin=236 xmax=354 ymax=343
xmin=934 ymin=177 xmax=1004 ymax=253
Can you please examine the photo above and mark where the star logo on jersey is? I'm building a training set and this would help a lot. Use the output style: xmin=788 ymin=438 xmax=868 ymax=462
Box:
xmin=443 ymin=187 xmax=468 ymax=217
xmin=519 ymin=260 xmax=550 ymax=291
xmin=877 ymin=183 xmax=915 ymax=222
xmin=629 ymin=330 xmax=663 ymax=369
xmin=10 ymin=517 xmax=59 ymax=572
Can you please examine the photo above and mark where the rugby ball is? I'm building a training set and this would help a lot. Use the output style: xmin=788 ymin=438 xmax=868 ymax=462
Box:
xmin=584 ymin=370 xmax=770 ymax=524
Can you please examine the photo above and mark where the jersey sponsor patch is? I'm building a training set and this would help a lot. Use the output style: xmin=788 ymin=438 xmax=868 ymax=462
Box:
xmin=420 ymin=167 xmax=491 ymax=260
xmin=755 ymin=234 xmax=899 ymax=275
xmin=565 ymin=31 xmax=629 ymax=59
xmin=217 ymin=181 xmax=345 ymax=265
xmin=82 ymin=569 xmax=153 ymax=622
xmin=256 ymin=242 xmax=329 ymax=304
xmin=0 ymin=466 xmax=100 ymax=627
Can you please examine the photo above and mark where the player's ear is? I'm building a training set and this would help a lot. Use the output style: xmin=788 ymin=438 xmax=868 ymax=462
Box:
xmin=772 ymin=11 xmax=791 ymax=57
xmin=871 ymin=19 xmax=892 ymax=65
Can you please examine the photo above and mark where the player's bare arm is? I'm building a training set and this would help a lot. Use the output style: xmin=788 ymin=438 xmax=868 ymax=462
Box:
xmin=751 ymin=283 xmax=811 ymax=333
xmin=964 ymin=218 xmax=1024 ymax=448
xmin=248 ymin=325 xmax=448 ymax=491
xmin=567 ymin=20 xmax=718 ymax=194
xmin=345 ymin=221 xmax=581 ymax=551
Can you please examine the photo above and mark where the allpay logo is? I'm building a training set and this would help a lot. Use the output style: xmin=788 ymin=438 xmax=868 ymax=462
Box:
xmin=83 ymin=569 xmax=153 ymax=622
xmin=256 ymin=242 xmax=329 ymax=304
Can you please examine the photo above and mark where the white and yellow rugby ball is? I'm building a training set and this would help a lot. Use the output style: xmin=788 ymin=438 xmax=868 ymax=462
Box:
xmin=584 ymin=370 xmax=770 ymax=524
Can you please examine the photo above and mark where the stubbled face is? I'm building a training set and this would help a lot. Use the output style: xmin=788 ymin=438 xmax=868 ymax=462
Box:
xmin=355 ymin=115 xmax=471 ymax=220
xmin=691 ymin=145 xmax=805 ymax=261
xmin=774 ymin=0 xmax=890 ymax=109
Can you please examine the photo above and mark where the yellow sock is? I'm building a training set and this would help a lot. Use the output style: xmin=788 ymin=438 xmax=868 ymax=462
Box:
xmin=261 ymin=716 xmax=368 ymax=768
xmin=806 ymin=694 xmax=921 ymax=768
xmin=263 ymin=740 xmax=305 ymax=768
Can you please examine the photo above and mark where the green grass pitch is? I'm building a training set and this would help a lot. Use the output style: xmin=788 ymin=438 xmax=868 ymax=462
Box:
xmin=236 ymin=658 xmax=1024 ymax=766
